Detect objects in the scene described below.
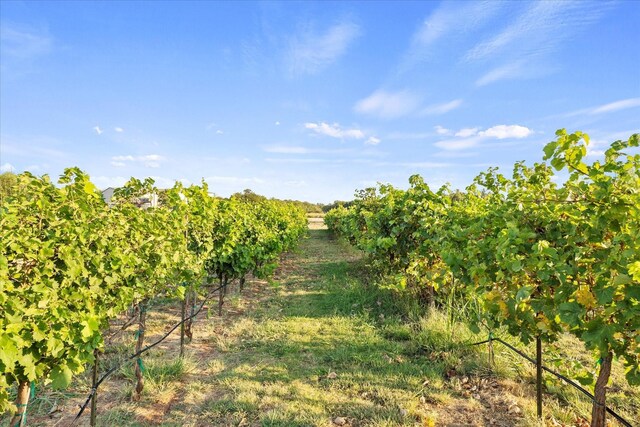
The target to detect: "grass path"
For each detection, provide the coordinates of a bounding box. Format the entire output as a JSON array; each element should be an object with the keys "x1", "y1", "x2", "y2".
[
  {"x1": 144, "y1": 229, "x2": 523, "y2": 427},
  {"x1": 19, "y1": 228, "x2": 637, "y2": 426}
]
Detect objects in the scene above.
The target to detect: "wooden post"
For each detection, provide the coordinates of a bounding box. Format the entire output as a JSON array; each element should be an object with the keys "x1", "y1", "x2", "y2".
[
  {"x1": 133, "y1": 302, "x2": 146, "y2": 401},
  {"x1": 590, "y1": 352, "x2": 613, "y2": 427},
  {"x1": 9, "y1": 381, "x2": 30, "y2": 427},
  {"x1": 90, "y1": 349, "x2": 99, "y2": 426},
  {"x1": 488, "y1": 335, "x2": 495, "y2": 368},
  {"x1": 536, "y1": 336, "x2": 543, "y2": 419},
  {"x1": 180, "y1": 296, "x2": 186, "y2": 358},
  {"x1": 218, "y1": 276, "x2": 224, "y2": 316}
]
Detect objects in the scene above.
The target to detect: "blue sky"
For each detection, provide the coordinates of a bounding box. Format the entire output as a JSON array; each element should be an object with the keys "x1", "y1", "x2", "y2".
[{"x1": 1, "y1": 1, "x2": 639, "y2": 203}]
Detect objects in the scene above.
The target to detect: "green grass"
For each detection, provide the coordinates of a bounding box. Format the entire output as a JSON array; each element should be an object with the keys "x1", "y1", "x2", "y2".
[{"x1": 3, "y1": 229, "x2": 638, "y2": 426}]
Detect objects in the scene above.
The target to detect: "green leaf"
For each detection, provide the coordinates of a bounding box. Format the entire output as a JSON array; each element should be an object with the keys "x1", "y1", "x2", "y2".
[
  {"x1": 613, "y1": 274, "x2": 631, "y2": 285},
  {"x1": 558, "y1": 302, "x2": 583, "y2": 326},
  {"x1": 509, "y1": 259, "x2": 522, "y2": 273},
  {"x1": 50, "y1": 364, "x2": 73, "y2": 389},
  {"x1": 543, "y1": 141, "x2": 557, "y2": 159}
]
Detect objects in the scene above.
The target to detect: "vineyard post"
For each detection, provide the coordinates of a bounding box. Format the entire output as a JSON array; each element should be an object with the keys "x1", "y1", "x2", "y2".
[
  {"x1": 591, "y1": 352, "x2": 613, "y2": 427},
  {"x1": 9, "y1": 381, "x2": 30, "y2": 427},
  {"x1": 180, "y1": 296, "x2": 186, "y2": 358},
  {"x1": 218, "y1": 274, "x2": 224, "y2": 316},
  {"x1": 488, "y1": 333, "x2": 495, "y2": 368},
  {"x1": 133, "y1": 301, "x2": 147, "y2": 401},
  {"x1": 536, "y1": 336, "x2": 542, "y2": 419},
  {"x1": 239, "y1": 275, "x2": 246, "y2": 292},
  {"x1": 90, "y1": 349, "x2": 99, "y2": 426}
]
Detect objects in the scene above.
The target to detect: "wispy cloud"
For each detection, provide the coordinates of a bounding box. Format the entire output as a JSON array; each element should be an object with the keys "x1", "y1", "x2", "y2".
[
  {"x1": 400, "y1": 1, "x2": 502, "y2": 70},
  {"x1": 264, "y1": 144, "x2": 351, "y2": 154},
  {"x1": 435, "y1": 126, "x2": 451, "y2": 136},
  {"x1": 466, "y1": 2, "x2": 604, "y2": 62},
  {"x1": 435, "y1": 124, "x2": 533, "y2": 151},
  {"x1": 111, "y1": 154, "x2": 165, "y2": 168},
  {"x1": 283, "y1": 180, "x2": 307, "y2": 187},
  {"x1": 203, "y1": 156, "x2": 251, "y2": 165},
  {"x1": 386, "y1": 131, "x2": 435, "y2": 140},
  {"x1": 93, "y1": 126, "x2": 103, "y2": 135},
  {"x1": 475, "y1": 61, "x2": 528, "y2": 86},
  {"x1": 467, "y1": 1, "x2": 607, "y2": 85},
  {"x1": 590, "y1": 98, "x2": 640, "y2": 114},
  {"x1": 304, "y1": 122, "x2": 365, "y2": 140},
  {"x1": 420, "y1": 99, "x2": 463, "y2": 115},
  {"x1": 287, "y1": 21, "x2": 361, "y2": 75},
  {"x1": 114, "y1": 127, "x2": 124, "y2": 133},
  {"x1": 365, "y1": 136, "x2": 381, "y2": 146},
  {"x1": 1, "y1": 136, "x2": 67, "y2": 159},
  {"x1": 455, "y1": 128, "x2": 479, "y2": 138},
  {"x1": 563, "y1": 98, "x2": 640, "y2": 117},
  {"x1": 354, "y1": 90, "x2": 421, "y2": 119},
  {"x1": 265, "y1": 158, "x2": 326, "y2": 164},
  {"x1": 0, "y1": 23, "x2": 52, "y2": 60},
  {"x1": 374, "y1": 160, "x2": 453, "y2": 169}
]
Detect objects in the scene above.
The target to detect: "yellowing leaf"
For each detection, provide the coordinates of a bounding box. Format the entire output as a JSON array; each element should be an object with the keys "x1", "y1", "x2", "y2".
[{"x1": 575, "y1": 286, "x2": 597, "y2": 309}]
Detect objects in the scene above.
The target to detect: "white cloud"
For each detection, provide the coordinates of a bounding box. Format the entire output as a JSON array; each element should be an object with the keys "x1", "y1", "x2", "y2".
[
  {"x1": 111, "y1": 154, "x2": 165, "y2": 168},
  {"x1": 434, "y1": 126, "x2": 451, "y2": 136},
  {"x1": 420, "y1": 99, "x2": 463, "y2": 115},
  {"x1": 435, "y1": 124, "x2": 533, "y2": 151},
  {"x1": 93, "y1": 126, "x2": 103, "y2": 135},
  {"x1": 275, "y1": 121, "x2": 281, "y2": 126},
  {"x1": 365, "y1": 136, "x2": 381, "y2": 146},
  {"x1": 354, "y1": 90, "x2": 421, "y2": 119},
  {"x1": 1, "y1": 163, "x2": 15, "y2": 173},
  {"x1": 435, "y1": 137, "x2": 484, "y2": 151},
  {"x1": 112, "y1": 155, "x2": 135, "y2": 161},
  {"x1": 455, "y1": 127, "x2": 479, "y2": 138},
  {"x1": 287, "y1": 21, "x2": 361, "y2": 75},
  {"x1": 114, "y1": 127, "x2": 124, "y2": 133},
  {"x1": 479, "y1": 125, "x2": 532, "y2": 139},
  {"x1": 304, "y1": 122, "x2": 365, "y2": 140},
  {"x1": 216, "y1": 130, "x2": 224, "y2": 135}
]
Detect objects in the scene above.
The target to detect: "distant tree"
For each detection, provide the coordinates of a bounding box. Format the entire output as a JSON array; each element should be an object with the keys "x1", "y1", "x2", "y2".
[
  {"x1": 0, "y1": 172, "x2": 18, "y2": 201},
  {"x1": 322, "y1": 200, "x2": 354, "y2": 213},
  {"x1": 231, "y1": 189, "x2": 267, "y2": 203}
]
